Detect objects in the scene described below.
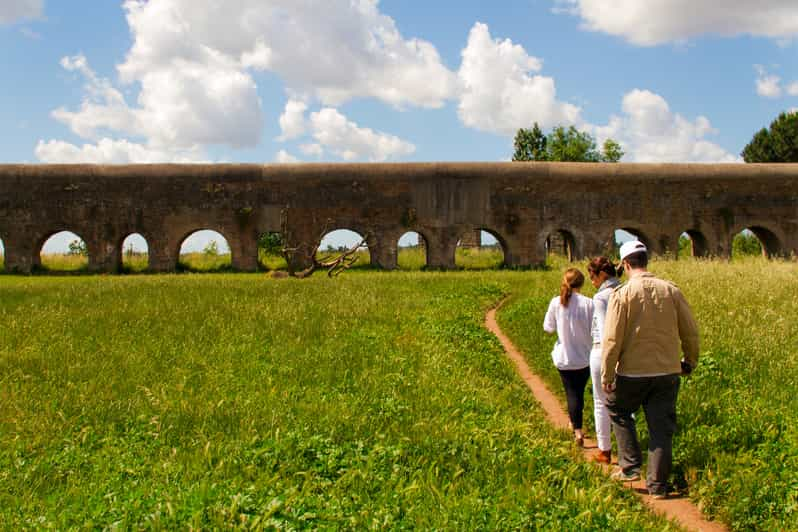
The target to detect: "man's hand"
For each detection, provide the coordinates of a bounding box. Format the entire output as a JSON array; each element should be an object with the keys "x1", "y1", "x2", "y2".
[{"x1": 602, "y1": 382, "x2": 615, "y2": 394}]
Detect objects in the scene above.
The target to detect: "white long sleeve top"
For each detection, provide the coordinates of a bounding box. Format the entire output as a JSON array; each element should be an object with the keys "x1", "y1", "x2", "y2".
[
  {"x1": 591, "y1": 277, "x2": 621, "y2": 344},
  {"x1": 543, "y1": 293, "x2": 594, "y2": 370}
]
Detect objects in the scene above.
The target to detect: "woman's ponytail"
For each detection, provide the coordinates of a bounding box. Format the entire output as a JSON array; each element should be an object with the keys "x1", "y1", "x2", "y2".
[{"x1": 560, "y1": 268, "x2": 585, "y2": 307}]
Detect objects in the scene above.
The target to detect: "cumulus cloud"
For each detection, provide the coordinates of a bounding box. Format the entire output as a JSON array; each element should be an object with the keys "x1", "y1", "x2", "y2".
[
  {"x1": 119, "y1": 0, "x2": 455, "y2": 109},
  {"x1": 593, "y1": 89, "x2": 738, "y2": 162},
  {"x1": 555, "y1": 0, "x2": 798, "y2": 45},
  {"x1": 274, "y1": 149, "x2": 300, "y2": 163},
  {"x1": 277, "y1": 100, "x2": 308, "y2": 141},
  {"x1": 457, "y1": 22, "x2": 581, "y2": 135},
  {"x1": 35, "y1": 138, "x2": 206, "y2": 163},
  {"x1": 40, "y1": 0, "x2": 454, "y2": 162},
  {"x1": 755, "y1": 65, "x2": 783, "y2": 98},
  {"x1": 308, "y1": 108, "x2": 415, "y2": 162},
  {"x1": 0, "y1": 0, "x2": 42, "y2": 25}
]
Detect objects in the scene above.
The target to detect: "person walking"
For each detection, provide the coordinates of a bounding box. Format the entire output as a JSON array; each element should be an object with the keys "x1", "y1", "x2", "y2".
[
  {"x1": 544, "y1": 268, "x2": 594, "y2": 447},
  {"x1": 601, "y1": 241, "x2": 699, "y2": 499},
  {"x1": 587, "y1": 257, "x2": 621, "y2": 464}
]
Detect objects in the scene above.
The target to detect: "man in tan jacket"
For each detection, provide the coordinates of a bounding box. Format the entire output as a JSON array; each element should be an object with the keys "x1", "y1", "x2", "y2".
[{"x1": 601, "y1": 240, "x2": 699, "y2": 499}]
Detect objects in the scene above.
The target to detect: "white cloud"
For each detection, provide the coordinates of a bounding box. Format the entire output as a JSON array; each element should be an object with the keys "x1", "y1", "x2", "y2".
[
  {"x1": 277, "y1": 99, "x2": 308, "y2": 141},
  {"x1": 308, "y1": 108, "x2": 415, "y2": 162},
  {"x1": 457, "y1": 22, "x2": 581, "y2": 135},
  {"x1": 274, "y1": 149, "x2": 300, "y2": 163},
  {"x1": 35, "y1": 138, "x2": 206, "y2": 163},
  {"x1": 787, "y1": 82, "x2": 798, "y2": 96},
  {"x1": 755, "y1": 65, "x2": 783, "y2": 98},
  {"x1": 119, "y1": 0, "x2": 456, "y2": 109},
  {"x1": 593, "y1": 89, "x2": 738, "y2": 162},
  {"x1": 0, "y1": 0, "x2": 42, "y2": 25},
  {"x1": 556, "y1": 0, "x2": 798, "y2": 45},
  {"x1": 299, "y1": 143, "x2": 324, "y2": 157}
]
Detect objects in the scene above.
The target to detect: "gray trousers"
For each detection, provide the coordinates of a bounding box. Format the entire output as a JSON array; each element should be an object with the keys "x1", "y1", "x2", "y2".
[{"x1": 605, "y1": 374, "x2": 680, "y2": 494}]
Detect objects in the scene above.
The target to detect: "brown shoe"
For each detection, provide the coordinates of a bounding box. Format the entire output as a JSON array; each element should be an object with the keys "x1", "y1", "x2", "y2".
[
  {"x1": 574, "y1": 433, "x2": 584, "y2": 447},
  {"x1": 592, "y1": 450, "x2": 611, "y2": 464}
]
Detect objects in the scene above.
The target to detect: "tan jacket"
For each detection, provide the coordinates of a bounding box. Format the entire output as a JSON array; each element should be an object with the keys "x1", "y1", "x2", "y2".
[{"x1": 601, "y1": 272, "x2": 699, "y2": 385}]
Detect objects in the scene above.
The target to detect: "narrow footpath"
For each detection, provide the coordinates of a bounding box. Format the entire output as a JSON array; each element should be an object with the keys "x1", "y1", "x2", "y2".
[{"x1": 485, "y1": 302, "x2": 727, "y2": 532}]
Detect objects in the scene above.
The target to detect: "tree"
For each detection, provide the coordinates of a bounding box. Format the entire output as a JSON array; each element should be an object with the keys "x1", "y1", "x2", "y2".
[
  {"x1": 512, "y1": 123, "x2": 548, "y2": 161},
  {"x1": 742, "y1": 111, "x2": 798, "y2": 162},
  {"x1": 512, "y1": 123, "x2": 623, "y2": 162},
  {"x1": 601, "y1": 139, "x2": 624, "y2": 163},
  {"x1": 68, "y1": 239, "x2": 87, "y2": 256}
]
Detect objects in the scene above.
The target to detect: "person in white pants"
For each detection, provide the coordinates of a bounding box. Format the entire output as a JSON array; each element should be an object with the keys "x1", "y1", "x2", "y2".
[{"x1": 587, "y1": 256, "x2": 621, "y2": 463}]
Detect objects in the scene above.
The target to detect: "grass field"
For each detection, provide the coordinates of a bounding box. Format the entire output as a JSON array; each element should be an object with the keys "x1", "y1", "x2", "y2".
[
  {"x1": 0, "y1": 271, "x2": 673, "y2": 530},
  {"x1": 0, "y1": 257, "x2": 795, "y2": 530}
]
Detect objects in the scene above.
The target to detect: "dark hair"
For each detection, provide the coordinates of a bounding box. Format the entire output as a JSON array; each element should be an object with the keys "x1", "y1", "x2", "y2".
[
  {"x1": 587, "y1": 256, "x2": 617, "y2": 279},
  {"x1": 560, "y1": 268, "x2": 585, "y2": 307},
  {"x1": 623, "y1": 250, "x2": 648, "y2": 269}
]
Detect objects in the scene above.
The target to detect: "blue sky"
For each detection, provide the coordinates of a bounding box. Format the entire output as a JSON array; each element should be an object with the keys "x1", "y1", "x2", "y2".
[{"x1": 2, "y1": 0, "x2": 798, "y2": 252}]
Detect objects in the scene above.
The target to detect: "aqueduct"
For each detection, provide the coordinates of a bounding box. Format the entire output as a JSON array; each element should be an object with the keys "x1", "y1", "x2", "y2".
[{"x1": 0, "y1": 162, "x2": 796, "y2": 273}]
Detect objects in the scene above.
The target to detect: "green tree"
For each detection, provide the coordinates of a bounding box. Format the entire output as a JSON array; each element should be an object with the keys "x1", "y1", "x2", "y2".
[
  {"x1": 512, "y1": 122, "x2": 548, "y2": 161},
  {"x1": 742, "y1": 111, "x2": 798, "y2": 162},
  {"x1": 512, "y1": 123, "x2": 623, "y2": 162},
  {"x1": 203, "y1": 241, "x2": 219, "y2": 256},
  {"x1": 601, "y1": 138, "x2": 624, "y2": 163},
  {"x1": 68, "y1": 239, "x2": 87, "y2": 256}
]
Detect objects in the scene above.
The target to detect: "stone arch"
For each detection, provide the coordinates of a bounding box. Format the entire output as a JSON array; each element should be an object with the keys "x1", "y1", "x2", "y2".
[
  {"x1": 730, "y1": 223, "x2": 784, "y2": 259},
  {"x1": 606, "y1": 226, "x2": 654, "y2": 258},
  {"x1": 318, "y1": 228, "x2": 372, "y2": 267},
  {"x1": 454, "y1": 227, "x2": 507, "y2": 269},
  {"x1": 545, "y1": 229, "x2": 577, "y2": 261},
  {"x1": 37, "y1": 230, "x2": 90, "y2": 272},
  {"x1": 177, "y1": 229, "x2": 232, "y2": 272},
  {"x1": 678, "y1": 229, "x2": 711, "y2": 258},
  {"x1": 538, "y1": 224, "x2": 585, "y2": 263},
  {"x1": 397, "y1": 230, "x2": 430, "y2": 269},
  {"x1": 120, "y1": 232, "x2": 150, "y2": 272}
]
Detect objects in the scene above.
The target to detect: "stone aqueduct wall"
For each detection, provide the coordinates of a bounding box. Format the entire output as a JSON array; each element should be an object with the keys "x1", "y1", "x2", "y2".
[{"x1": 0, "y1": 163, "x2": 796, "y2": 273}]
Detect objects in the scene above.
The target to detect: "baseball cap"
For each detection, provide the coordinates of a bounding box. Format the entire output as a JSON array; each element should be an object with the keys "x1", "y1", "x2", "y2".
[{"x1": 619, "y1": 240, "x2": 647, "y2": 261}]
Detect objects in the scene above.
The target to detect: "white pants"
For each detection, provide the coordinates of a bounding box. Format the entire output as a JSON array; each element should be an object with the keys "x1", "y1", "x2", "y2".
[{"x1": 590, "y1": 346, "x2": 612, "y2": 452}]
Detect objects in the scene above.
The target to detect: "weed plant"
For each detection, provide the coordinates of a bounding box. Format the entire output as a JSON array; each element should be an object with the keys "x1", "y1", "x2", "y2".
[
  {"x1": 0, "y1": 273, "x2": 672, "y2": 529},
  {"x1": 498, "y1": 256, "x2": 798, "y2": 531}
]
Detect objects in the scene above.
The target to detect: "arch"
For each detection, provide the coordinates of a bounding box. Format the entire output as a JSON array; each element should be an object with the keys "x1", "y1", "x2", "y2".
[
  {"x1": 606, "y1": 227, "x2": 654, "y2": 259},
  {"x1": 318, "y1": 228, "x2": 371, "y2": 268},
  {"x1": 678, "y1": 230, "x2": 710, "y2": 258},
  {"x1": 38, "y1": 230, "x2": 90, "y2": 272},
  {"x1": 257, "y1": 231, "x2": 288, "y2": 271},
  {"x1": 397, "y1": 230, "x2": 429, "y2": 270},
  {"x1": 178, "y1": 229, "x2": 232, "y2": 272},
  {"x1": 731, "y1": 225, "x2": 783, "y2": 259},
  {"x1": 120, "y1": 232, "x2": 150, "y2": 273},
  {"x1": 454, "y1": 228, "x2": 506, "y2": 269},
  {"x1": 544, "y1": 229, "x2": 577, "y2": 262}
]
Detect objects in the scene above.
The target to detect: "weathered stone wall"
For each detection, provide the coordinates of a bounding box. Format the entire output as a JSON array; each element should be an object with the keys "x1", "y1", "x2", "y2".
[{"x1": 0, "y1": 162, "x2": 796, "y2": 273}]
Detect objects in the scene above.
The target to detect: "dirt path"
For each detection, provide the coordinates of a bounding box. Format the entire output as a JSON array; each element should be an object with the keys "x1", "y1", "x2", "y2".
[{"x1": 485, "y1": 303, "x2": 727, "y2": 532}]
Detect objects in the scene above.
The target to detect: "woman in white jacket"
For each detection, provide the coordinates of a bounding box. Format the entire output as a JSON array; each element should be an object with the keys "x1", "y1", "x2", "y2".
[
  {"x1": 586, "y1": 256, "x2": 622, "y2": 464},
  {"x1": 543, "y1": 268, "x2": 594, "y2": 447}
]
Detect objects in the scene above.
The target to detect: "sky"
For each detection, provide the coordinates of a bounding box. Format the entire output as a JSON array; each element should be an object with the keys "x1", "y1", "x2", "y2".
[{"x1": 2, "y1": 0, "x2": 798, "y2": 253}]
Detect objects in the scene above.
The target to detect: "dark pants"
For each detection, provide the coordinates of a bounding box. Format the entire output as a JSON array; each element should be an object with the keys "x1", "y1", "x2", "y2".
[
  {"x1": 558, "y1": 367, "x2": 591, "y2": 430},
  {"x1": 605, "y1": 374, "x2": 680, "y2": 494}
]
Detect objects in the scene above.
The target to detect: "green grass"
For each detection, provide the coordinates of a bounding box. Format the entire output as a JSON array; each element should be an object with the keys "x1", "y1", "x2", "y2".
[
  {"x1": 498, "y1": 256, "x2": 798, "y2": 531},
  {"x1": 397, "y1": 246, "x2": 507, "y2": 270},
  {"x1": 178, "y1": 252, "x2": 232, "y2": 272},
  {"x1": 38, "y1": 253, "x2": 89, "y2": 272},
  {"x1": 0, "y1": 273, "x2": 674, "y2": 530}
]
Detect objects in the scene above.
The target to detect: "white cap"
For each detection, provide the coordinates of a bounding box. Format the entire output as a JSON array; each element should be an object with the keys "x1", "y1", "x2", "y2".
[{"x1": 619, "y1": 240, "x2": 647, "y2": 261}]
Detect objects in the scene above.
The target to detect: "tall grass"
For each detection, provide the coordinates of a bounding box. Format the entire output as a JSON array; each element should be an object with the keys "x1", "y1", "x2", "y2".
[
  {"x1": 0, "y1": 273, "x2": 673, "y2": 530},
  {"x1": 38, "y1": 253, "x2": 89, "y2": 272},
  {"x1": 498, "y1": 256, "x2": 798, "y2": 531},
  {"x1": 397, "y1": 246, "x2": 508, "y2": 270}
]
